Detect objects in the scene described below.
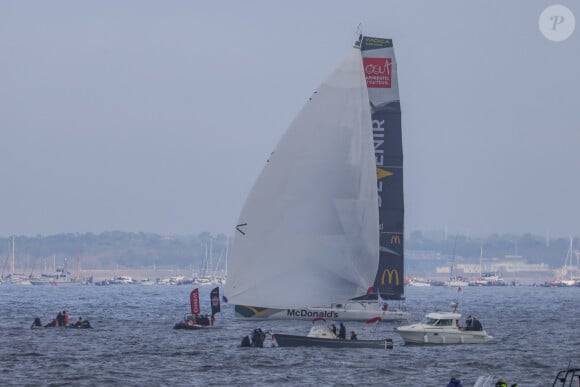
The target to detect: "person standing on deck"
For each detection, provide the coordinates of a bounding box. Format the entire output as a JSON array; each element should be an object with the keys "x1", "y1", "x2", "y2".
[{"x1": 338, "y1": 322, "x2": 346, "y2": 340}]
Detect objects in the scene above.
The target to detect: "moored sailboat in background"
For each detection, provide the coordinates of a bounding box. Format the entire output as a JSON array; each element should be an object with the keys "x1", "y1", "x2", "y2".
[
  {"x1": 1, "y1": 236, "x2": 31, "y2": 285},
  {"x1": 224, "y1": 33, "x2": 405, "y2": 347}
]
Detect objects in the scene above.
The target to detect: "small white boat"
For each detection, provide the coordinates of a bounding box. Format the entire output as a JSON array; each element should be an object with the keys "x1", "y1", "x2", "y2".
[
  {"x1": 395, "y1": 304, "x2": 493, "y2": 345},
  {"x1": 407, "y1": 278, "x2": 431, "y2": 287}
]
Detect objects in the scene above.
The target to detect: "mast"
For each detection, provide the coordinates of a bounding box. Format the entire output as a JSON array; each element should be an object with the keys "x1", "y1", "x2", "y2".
[{"x1": 11, "y1": 236, "x2": 15, "y2": 276}]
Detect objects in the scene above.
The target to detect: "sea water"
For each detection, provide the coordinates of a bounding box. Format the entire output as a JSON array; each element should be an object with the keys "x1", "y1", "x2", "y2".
[{"x1": 0, "y1": 284, "x2": 578, "y2": 386}]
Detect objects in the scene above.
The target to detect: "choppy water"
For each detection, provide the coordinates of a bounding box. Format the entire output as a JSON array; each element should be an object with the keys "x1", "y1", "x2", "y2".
[{"x1": 0, "y1": 284, "x2": 578, "y2": 386}]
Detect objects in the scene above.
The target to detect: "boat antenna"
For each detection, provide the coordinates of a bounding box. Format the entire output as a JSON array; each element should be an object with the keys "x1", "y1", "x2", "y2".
[{"x1": 354, "y1": 23, "x2": 363, "y2": 47}]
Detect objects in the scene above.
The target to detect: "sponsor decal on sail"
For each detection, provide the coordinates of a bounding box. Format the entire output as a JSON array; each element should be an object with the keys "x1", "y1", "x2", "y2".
[
  {"x1": 363, "y1": 57, "x2": 392, "y2": 89},
  {"x1": 381, "y1": 268, "x2": 400, "y2": 286}
]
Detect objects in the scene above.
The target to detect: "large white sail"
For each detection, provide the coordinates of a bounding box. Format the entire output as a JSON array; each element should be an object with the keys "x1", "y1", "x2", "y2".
[{"x1": 225, "y1": 47, "x2": 379, "y2": 309}]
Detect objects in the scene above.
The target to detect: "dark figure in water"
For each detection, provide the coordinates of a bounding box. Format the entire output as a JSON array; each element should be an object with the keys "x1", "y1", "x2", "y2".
[
  {"x1": 350, "y1": 331, "x2": 357, "y2": 340},
  {"x1": 31, "y1": 317, "x2": 42, "y2": 329},
  {"x1": 241, "y1": 335, "x2": 251, "y2": 347},
  {"x1": 338, "y1": 323, "x2": 346, "y2": 340},
  {"x1": 57, "y1": 312, "x2": 64, "y2": 327}
]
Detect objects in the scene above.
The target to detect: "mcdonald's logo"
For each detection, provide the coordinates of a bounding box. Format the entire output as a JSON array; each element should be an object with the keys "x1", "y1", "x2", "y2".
[
  {"x1": 390, "y1": 235, "x2": 401, "y2": 244},
  {"x1": 381, "y1": 269, "x2": 400, "y2": 286}
]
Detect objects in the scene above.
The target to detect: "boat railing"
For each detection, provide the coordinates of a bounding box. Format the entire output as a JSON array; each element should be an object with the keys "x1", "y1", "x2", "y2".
[{"x1": 552, "y1": 368, "x2": 580, "y2": 387}]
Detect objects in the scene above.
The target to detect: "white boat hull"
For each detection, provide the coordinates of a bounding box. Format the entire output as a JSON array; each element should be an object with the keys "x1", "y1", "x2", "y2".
[{"x1": 235, "y1": 302, "x2": 409, "y2": 322}]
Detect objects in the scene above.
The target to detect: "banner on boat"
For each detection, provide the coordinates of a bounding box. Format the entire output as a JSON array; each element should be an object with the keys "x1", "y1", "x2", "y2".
[
  {"x1": 210, "y1": 287, "x2": 221, "y2": 316},
  {"x1": 190, "y1": 288, "x2": 200, "y2": 315},
  {"x1": 361, "y1": 36, "x2": 404, "y2": 300}
]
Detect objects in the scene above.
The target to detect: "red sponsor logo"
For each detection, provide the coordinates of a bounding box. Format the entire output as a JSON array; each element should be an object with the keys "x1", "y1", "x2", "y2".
[{"x1": 363, "y1": 57, "x2": 392, "y2": 88}]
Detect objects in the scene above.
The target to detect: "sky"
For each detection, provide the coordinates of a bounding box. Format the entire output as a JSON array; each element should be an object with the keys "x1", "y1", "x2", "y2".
[{"x1": 0, "y1": 0, "x2": 578, "y2": 238}]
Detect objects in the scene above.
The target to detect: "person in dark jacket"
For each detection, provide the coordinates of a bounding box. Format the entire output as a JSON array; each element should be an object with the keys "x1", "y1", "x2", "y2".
[
  {"x1": 56, "y1": 312, "x2": 64, "y2": 327},
  {"x1": 338, "y1": 322, "x2": 346, "y2": 340},
  {"x1": 447, "y1": 377, "x2": 463, "y2": 387},
  {"x1": 31, "y1": 317, "x2": 42, "y2": 328},
  {"x1": 350, "y1": 331, "x2": 358, "y2": 340},
  {"x1": 331, "y1": 324, "x2": 337, "y2": 336}
]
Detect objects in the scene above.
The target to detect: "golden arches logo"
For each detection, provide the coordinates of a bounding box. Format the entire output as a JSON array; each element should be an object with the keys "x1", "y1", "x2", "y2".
[
  {"x1": 390, "y1": 235, "x2": 401, "y2": 244},
  {"x1": 381, "y1": 269, "x2": 400, "y2": 286}
]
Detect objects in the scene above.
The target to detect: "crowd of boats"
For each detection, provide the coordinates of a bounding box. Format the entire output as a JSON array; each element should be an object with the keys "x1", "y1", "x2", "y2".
[{"x1": 1, "y1": 270, "x2": 227, "y2": 287}]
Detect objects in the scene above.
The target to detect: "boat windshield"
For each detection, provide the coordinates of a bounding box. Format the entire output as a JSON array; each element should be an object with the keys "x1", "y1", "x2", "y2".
[{"x1": 421, "y1": 317, "x2": 438, "y2": 325}]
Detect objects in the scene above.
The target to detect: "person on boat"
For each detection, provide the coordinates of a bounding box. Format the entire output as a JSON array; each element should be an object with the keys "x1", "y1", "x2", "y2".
[
  {"x1": 249, "y1": 328, "x2": 266, "y2": 347},
  {"x1": 338, "y1": 322, "x2": 346, "y2": 340},
  {"x1": 465, "y1": 315, "x2": 474, "y2": 331},
  {"x1": 63, "y1": 311, "x2": 69, "y2": 326},
  {"x1": 75, "y1": 317, "x2": 83, "y2": 327},
  {"x1": 350, "y1": 331, "x2": 357, "y2": 340},
  {"x1": 331, "y1": 324, "x2": 337, "y2": 336},
  {"x1": 57, "y1": 311, "x2": 64, "y2": 327},
  {"x1": 472, "y1": 317, "x2": 483, "y2": 331},
  {"x1": 257, "y1": 328, "x2": 265, "y2": 347},
  {"x1": 31, "y1": 317, "x2": 42, "y2": 328},
  {"x1": 45, "y1": 319, "x2": 57, "y2": 328},
  {"x1": 210, "y1": 314, "x2": 215, "y2": 326},
  {"x1": 495, "y1": 377, "x2": 508, "y2": 387},
  {"x1": 446, "y1": 377, "x2": 463, "y2": 387}
]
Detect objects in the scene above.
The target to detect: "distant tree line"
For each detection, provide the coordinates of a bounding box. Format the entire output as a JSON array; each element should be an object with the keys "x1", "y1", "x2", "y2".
[
  {"x1": 0, "y1": 231, "x2": 230, "y2": 271},
  {"x1": 0, "y1": 230, "x2": 573, "y2": 272}
]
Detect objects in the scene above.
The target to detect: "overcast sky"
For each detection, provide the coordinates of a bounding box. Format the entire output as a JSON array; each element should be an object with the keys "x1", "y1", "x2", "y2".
[{"x1": 0, "y1": 1, "x2": 578, "y2": 238}]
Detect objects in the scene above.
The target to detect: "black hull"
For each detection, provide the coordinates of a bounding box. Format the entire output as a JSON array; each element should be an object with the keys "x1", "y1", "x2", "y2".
[{"x1": 273, "y1": 333, "x2": 393, "y2": 349}]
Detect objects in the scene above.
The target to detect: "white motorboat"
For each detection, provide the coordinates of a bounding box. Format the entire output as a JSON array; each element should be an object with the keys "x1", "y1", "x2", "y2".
[{"x1": 395, "y1": 304, "x2": 493, "y2": 345}]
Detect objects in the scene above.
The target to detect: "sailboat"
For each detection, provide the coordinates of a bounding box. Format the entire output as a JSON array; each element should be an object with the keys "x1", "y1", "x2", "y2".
[
  {"x1": 224, "y1": 34, "x2": 404, "y2": 347},
  {"x1": 2, "y1": 236, "x2": 31, "y2": 285},
  {"x1": 558, "y1": 236, "x2": 579, "y2": 286}
]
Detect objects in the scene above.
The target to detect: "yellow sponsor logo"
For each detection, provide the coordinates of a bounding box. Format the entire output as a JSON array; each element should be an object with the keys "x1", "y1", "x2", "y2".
[
  {"x1": 390, "y1": 235, "x2": 401, "y2": 244},
  {"x1": 376, "y1": 167, "x2": 393, "y2": 180},
  {"x1": 381, "y1": 269, "x2": 400, "y2": 286}
]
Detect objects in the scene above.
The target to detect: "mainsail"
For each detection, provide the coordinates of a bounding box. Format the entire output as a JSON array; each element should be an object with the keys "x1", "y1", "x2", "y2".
[
  {"x1": 225, "y1": 44, "x2": 379, "y2": 309},
  {"x1": 361, "y1": 37, "x2": 404, "y2": 300}
]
